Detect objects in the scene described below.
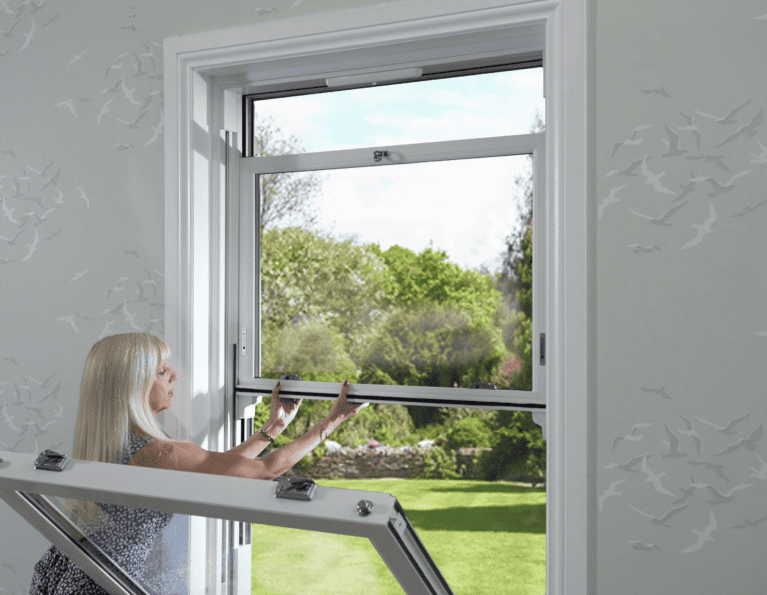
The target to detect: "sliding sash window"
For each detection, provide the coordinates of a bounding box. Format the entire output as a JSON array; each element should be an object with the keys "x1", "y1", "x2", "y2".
[{"x1": 233, "y1": 132, "x2": 547, "y2": 426}]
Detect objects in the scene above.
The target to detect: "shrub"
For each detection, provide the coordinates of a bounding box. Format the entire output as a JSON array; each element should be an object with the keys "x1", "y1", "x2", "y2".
[
  {"x1": 445, "y1": 417, "x2": 495, "y2": 451},
  {"x1": 418, "y1": 444, "x2": 460, "y2": 479},
  {"x1": 374, "y1": 426, "x2": 395, "y2": 445},
  {"x1": 332, "y1": 403, "x2": 414, "y2": 447},
  {"x1": 476, "y1": 416, "x2": 545, "y2": 485}
]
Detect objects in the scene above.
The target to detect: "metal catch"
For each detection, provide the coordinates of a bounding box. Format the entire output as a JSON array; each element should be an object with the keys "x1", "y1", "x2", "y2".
[
  {"x1": 34, "y1": 450, "x2": 69, "y2": 472},
  {"x1": 275, "y1": 476, "x2": 317, "y2": 501}
]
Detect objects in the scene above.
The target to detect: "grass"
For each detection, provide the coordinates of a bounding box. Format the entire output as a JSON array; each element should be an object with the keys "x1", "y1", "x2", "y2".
[{"x1": 251, "y1": 478, "x2": 546, "y2": 595}]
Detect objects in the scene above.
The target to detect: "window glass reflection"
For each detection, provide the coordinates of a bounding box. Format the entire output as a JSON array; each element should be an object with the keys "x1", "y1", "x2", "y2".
[
  {"x1": 252, "y1": 405, "x2": 547, "y2": 595},
  {"x1": 27, "y1": 491, "x2": 185, "y2": 595},
  {"x1": 251, "y1": 68, "x2": 545, "y2": 153},
  {"x1": 259, "y1": 156, "x2": 533, "y2": 392}
]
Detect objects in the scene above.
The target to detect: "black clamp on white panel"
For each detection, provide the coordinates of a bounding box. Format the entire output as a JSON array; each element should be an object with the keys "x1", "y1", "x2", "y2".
[
  {"x1": 34, "y1": 450, "x2": 70, "y2": 472},
  {"x1": 275, "y1": 476, "x2": 317, "y2": 501}
]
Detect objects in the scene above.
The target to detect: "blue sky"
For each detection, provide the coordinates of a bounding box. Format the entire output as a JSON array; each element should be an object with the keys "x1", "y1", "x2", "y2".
[{"x1": 254, "y1": 67, "x2": 544, "y2": 272}]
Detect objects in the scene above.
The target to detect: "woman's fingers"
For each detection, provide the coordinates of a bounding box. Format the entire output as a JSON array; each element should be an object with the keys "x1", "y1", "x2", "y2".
[
  {"x1": 271, "y1": 380, "x2": 281, "y2": 396},
  {"x1": 335, "y1": 380, "x2": 367, "y2": 417}
]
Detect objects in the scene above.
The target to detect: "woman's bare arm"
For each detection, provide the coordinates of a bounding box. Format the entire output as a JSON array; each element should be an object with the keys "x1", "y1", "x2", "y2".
[{"x1": 129, "y1": 381, "x2": 366, "y2": 480}]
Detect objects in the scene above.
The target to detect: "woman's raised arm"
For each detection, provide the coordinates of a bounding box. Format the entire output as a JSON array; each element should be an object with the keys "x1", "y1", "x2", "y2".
[{"x1": 129, "y1": 381, "x2": 367, "y2": 481}]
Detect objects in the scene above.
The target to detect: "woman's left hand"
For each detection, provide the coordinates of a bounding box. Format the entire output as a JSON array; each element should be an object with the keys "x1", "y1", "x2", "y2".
[{"x1": 269, "y1": 381, "x2": 302, "y2": 429}]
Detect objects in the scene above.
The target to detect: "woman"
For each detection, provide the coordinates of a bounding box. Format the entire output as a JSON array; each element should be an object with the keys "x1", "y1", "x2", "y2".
[{"x1": 30, "y1": 332, "x2": 367, "y2": 594}]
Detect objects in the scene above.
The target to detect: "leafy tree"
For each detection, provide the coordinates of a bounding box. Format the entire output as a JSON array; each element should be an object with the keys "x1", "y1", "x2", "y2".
[
  {"x1": 253, "y1": 114, "x2": 323, "y2": 230},
  {"x1": 472, "y1": 110, "x2": 545, "y2": 483},
  {"x1": 260, "y1": 227, "x2": 396, "y2": 363},
  {"x1": 493, "y1": 225, "x2": 533, "y2": 392},
  {"x1": 361, "y1": 303, "x2": 505, "y2": 387},
  {"x1": 267, "y1": 321, "x2": 358, "y2": 382},
  {"x1": 361, "y1": 245, "x2": 511, "y2": 427},
  {"x1": 359, "y1": 303, "x2": 506, "y2": 427},
  {"x1": 499, "y1": 109, "x2": 544, "y2": 296},
  {"x1": 374, "y1": 245, "x2": 502, "y2": 328}
]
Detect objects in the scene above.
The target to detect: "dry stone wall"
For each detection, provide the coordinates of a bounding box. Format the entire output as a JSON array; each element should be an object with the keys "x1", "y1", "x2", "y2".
[{"x1": 286, "y1": 442, "x2": 491, "y2": 480}]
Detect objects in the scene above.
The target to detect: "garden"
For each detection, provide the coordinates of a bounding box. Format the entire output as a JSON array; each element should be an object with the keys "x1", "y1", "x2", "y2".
[
  {"x1": 251, "y1": 478, "x2": 546, "y2": 595},
  {"x1": 246, "y1": 113, "x2": 546, "y2": 593}
]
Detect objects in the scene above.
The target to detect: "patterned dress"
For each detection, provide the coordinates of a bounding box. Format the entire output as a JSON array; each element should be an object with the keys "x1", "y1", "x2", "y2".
[{"x1": 29, "y1": 431, "x2": 175, "y2": 595}]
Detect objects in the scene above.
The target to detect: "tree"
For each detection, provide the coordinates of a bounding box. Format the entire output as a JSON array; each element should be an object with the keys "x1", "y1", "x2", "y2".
[
  {"x1": 493, "y1": 225, "x2": 533, "y2": 391},
  {"x1": 270, "y1": 321, "x2": 358, "y2": 382},
  {"x1": 360, "y1": 303, "x2": 506, "y2": 387},
  {"x1": 260, "y1": 227, "x2": 396, "y2": 373},
  {"x1": 499, "y1": 109, "x2": 545, "y2": 296},
  {"x1": 493, "y1": 109, "x2": 543, "y2": 386},
  {"x1": 477, "y1": 110, "x2": 545, "y2": 483},
  {"x1": 359, "y1": 302, "x2": 507, "y2": 427},
  {"x1": 253, "y1": 114, "x2": 323, "y2": 230},
  {"x1": 374, "y1": 245, "x2": 503, "y2": 328},
  {"x1": 360, "y1": 245, "x2": 510, "y2": 427}
]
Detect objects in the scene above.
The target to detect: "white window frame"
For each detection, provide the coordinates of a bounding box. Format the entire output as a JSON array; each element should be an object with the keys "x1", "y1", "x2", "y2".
[
  {"x1": 0, "y1": 450, "x2": 452, "y2": 595},
  {"x1": 234, "y1": 132, "x2": 546, "y2": 412},
  {"x1": 162, "y1": 1, "x2": 591, "y2": 594}
]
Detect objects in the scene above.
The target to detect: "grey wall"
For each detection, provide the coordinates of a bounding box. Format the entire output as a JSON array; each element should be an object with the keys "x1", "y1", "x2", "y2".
[
  {"x1": 0, "y1": 1, "x2": 407, "y2": 593},
  {"x1": 2, "y1": 0, "x2": 766, "y2": 593},
  {"x1": 595, "y1": 0, "x2": 767, "y2": 593}
]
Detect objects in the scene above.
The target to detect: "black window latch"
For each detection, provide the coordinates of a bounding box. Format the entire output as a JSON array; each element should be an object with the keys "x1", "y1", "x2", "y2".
[
  {"x1": 34, "y1": 450, "x2": 69, "y2": 472},
  {"x1": 275, "y1": 476, "x2": 317, "y2": 501}
]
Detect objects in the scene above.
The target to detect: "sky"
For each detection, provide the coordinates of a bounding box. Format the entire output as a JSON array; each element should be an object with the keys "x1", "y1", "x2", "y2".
[{"x1": 253, "y1": 67, "x2": 544, "y2": 272}]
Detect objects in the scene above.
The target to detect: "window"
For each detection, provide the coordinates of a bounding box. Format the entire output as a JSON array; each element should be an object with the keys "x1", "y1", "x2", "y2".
[
  {"x1": 228, "y1": 62, "x2": 547, "y2": 595},
  {"x1": 233, "y1": 65, "x2": 547, "y2": 415},
  {"x1": 163, "y1": 1, "x2": 592, "y2": 593}
]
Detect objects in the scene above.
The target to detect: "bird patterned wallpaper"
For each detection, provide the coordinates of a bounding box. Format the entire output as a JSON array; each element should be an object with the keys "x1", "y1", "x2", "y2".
[
  {"x1": 0, "y1": 0, "x2": 405, "y2": 592},
  {"x1": 1, "y1": 0, "x2": 766, "y2": 593},
  {"x1": 595, "y1": 0, "x2": 767, "y2": 593}
]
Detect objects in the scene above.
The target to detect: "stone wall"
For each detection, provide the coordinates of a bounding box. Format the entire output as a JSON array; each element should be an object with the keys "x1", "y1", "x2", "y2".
[{"x1": 290, "y1": 443, "x2": 492, "y2": 480}]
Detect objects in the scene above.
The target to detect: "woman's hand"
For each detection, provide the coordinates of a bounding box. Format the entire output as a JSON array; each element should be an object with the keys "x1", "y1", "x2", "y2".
[
  {"x1": 327, "y1": 380, "x2": 368, "y2": 425},
  {"x1": 269, "y1": 381, "x2": 302, "y2": 429}
]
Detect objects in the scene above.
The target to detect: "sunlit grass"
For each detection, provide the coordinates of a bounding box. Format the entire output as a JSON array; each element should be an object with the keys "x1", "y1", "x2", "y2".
[{"x1": 251, "y1": 479, "x2": 546, "y2": 595}]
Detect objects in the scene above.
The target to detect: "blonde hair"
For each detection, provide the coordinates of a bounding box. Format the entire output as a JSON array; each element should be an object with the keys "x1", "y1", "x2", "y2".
[{"x1": 63, "y1": 333, "x2": 180, "y2": 533}]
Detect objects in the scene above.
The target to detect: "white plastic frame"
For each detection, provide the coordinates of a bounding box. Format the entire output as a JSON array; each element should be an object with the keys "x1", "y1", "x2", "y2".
[
  {"x1": 164, "y1": 1, "x2": 592, "y2": 594},
  {"x1": 0, "y1": 450, "x2": 453, "y2": 595},
  {"x1": 235, "y1": 133, "x2": 546, "y2": 410}
]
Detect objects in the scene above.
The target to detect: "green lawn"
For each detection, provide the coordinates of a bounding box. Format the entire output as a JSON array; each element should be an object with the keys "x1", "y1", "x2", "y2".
[{"x1": 251, "y1": 478, "x2": 546, "y2": 595}]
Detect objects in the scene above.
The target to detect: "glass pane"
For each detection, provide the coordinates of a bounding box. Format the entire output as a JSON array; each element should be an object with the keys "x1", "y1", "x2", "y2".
[
  {"x1": 251, "y1": 68, "x2": 544, "y2": 153},
  {"x1": 24, "y1": 491, "x2": 186, "y2": 595},
  {"x1": 251, "y1": 525, "x2": 404, "y2": 594},
  {"x1": 254, "y1": 405, "x2": 547, "y2": 595},
  {"x1": 259, "y1": 155, "x2": 533, "y2": 391}
]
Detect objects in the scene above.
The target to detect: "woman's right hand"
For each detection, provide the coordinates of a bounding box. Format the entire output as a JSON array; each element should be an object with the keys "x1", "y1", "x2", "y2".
[{"x1": 327, "y1": 380, "x2": 368, "y2": 424}]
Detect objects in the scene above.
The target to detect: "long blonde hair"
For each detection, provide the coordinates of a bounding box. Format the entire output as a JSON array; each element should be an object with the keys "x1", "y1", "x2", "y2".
[{"x1": 62, "y1": 333, "x2": 180, "y2": 533}]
